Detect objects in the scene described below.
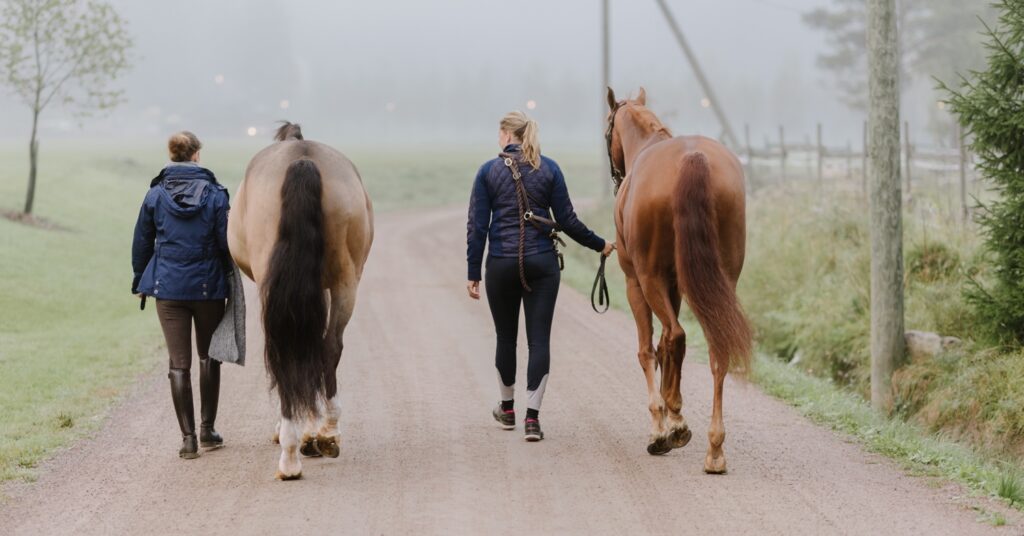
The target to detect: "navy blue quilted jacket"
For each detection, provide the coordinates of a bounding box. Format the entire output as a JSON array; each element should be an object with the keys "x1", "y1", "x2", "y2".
[
  {"x1": 466, "y1": 144, "x2": 605, "y2": 281},
  {"x1": 131, "y1": 163, "x2": 231, "y2": 301}
]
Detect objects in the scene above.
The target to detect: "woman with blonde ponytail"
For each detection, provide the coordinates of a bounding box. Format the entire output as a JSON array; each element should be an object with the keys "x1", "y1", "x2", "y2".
[{"x1": 466, "y1": 111, "x2": 615, "y2": 442}]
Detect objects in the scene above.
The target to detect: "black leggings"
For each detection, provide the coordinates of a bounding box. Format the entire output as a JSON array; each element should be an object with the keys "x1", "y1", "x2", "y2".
[{"x1": 485, "y1": 251, "x2": 560, "y2": 411}]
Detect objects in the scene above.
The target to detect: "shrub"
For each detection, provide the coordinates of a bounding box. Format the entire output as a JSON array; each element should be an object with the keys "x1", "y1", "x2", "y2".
[{"x1": 944, "y1": 1, "x2": 1024, "y2": 346}]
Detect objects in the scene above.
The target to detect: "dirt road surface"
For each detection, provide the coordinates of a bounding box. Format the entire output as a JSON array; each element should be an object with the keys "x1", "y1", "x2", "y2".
[{"x1": 1, "y1": 208, "x2": 1017, "y2": 535}]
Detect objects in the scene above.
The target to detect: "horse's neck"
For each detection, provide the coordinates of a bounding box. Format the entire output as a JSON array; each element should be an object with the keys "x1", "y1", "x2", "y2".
[{"x1": 621, "y1": 123, "x2": 670, "y2": 175}]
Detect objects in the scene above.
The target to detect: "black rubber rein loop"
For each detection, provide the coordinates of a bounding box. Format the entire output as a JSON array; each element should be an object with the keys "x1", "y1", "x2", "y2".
[{"x1": 591, "y1": 253, "x2": 611, "y2": 314}]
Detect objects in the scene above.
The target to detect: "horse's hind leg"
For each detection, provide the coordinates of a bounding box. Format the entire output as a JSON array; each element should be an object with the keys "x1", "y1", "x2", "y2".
[
  {"x1": 625, "y1": 277, "x2": 668, "y2": 455},
  {"x1": 316, "y1": 285, "x2": 355, "y2": 459},
  {"x1": 299, "y1": 410, "x2": 323, "y2": 458},
  {"x1": 704, "y1": 362, "x2": 728, "y2": 474},
  {"x1": 660, "y1": 332, "x2": 691, "y2": 449},
  {"x1": 637, "y1": 275, "x2": 687, "y2": 455},
  {"x1": 660, "y1": 290, "x2": 691, "y2": 450},
  {"x1": 276, "y1": 417, "x2": 303, "y2": 480}
]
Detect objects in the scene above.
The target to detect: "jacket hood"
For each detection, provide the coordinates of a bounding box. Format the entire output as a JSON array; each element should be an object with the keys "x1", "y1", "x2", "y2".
[
  {"x1": 153, "y1": 164, "x2": 220, "y2": 217},
  {"x1": 159, "y1": 176, "x2": 211, "y2": 217}
]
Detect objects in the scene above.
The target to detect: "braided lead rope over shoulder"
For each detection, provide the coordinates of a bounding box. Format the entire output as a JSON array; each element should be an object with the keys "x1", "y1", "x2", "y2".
[
  {"x1": 591, "y1": 253, "x2": 610, "y2": 314},
  {"x1": 503, "y1": 156, "x2": 532, "y2": 292}
]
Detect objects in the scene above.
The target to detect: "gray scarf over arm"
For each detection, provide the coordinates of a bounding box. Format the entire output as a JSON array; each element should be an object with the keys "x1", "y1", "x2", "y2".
[{"x1": 209, "y1": 262, "x2": 246, "y2": 366}]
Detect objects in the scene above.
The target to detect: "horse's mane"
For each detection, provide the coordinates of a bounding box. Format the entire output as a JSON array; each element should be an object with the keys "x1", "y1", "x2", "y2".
[
  {"x1": 628, "y1": 106, "x2": 673, "y2": 138},
  {"x1": 275, "y1": 121, "x2": 304, "y2": 141}
]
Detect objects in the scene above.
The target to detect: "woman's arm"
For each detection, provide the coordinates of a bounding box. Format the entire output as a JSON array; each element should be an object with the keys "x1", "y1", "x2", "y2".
[
  {"x1": 214, "y1": 188, "x2": 230, "y2": 260},
  {"x1": 466, "y1": 163, "x2": 492, "y2": 283},
  {"x1": 548, "y1": 161, "x2": 606, "y2": 252},
  {"x1": 131, "y1": 191, "x2": 157, "y2": 293}
]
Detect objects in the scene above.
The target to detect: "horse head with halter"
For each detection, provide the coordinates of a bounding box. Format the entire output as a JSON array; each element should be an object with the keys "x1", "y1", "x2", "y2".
[{"x1": 604, "y1": 87, "x2": 627, "y2": 195}]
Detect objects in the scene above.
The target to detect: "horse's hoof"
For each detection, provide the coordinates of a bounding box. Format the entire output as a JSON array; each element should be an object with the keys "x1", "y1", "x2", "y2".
[
  {"x1": 316, "y1": 436, "x2": 340, "y2": 458},
  {"x1": 275, "y1": 471, "x2": 303, "y2": 481},
  {"x1": 647, "y1": 436, "x2": 673, "y2": 456},
  {"x1": 299, "y1": 436, "x2": 321, "y2": 457},
  {"x1": 271, "y1": 433, "x2": 280, "y2": 445},
  {"x1": 669, "y1": 425, "x2": 692, "y2": 449},
  {"x1": 704, "y1": 452, "x2": 727, "y2": 474}
]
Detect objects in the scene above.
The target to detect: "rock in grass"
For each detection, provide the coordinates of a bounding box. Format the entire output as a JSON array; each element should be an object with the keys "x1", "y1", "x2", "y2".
[{"x1": 904, "y1": 330, "x2": 962, "y2": 362}]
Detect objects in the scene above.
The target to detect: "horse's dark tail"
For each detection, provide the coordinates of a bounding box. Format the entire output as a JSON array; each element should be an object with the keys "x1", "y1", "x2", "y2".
[
  {"x1": 261, "y1": 157, "x2": 328, "y2": 419},
  {"x1": 673, "y1": 151, "x2": 752, "y2": 376}
]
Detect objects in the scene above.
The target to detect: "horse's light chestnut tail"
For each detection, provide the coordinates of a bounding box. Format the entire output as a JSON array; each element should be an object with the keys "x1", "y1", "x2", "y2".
[
  {"x1": 673, "y1": 151, "x2": 753, "y2": 375},
  {"x1": 261, "y1": 157, "x2": 329, "y2": 419}
]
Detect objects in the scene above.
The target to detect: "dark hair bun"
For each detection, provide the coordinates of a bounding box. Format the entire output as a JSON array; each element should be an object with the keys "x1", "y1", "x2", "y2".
[{"x1": 168, "y1": 131, "x2": 202, "y2": 162}]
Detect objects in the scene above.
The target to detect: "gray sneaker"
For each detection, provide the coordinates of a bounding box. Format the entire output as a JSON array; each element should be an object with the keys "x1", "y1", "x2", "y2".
[
  {"x1": 524, "y1": 418, "x2": 544, "y2": 441},
  {"x1": 492, "y1": 405, "x2": 515, "y2": 430}
]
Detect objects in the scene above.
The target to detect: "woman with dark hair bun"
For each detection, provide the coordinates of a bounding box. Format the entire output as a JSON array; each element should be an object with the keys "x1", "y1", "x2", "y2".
[{"x1": 132, "y1": 131, "x2": 231, "y2": 459}]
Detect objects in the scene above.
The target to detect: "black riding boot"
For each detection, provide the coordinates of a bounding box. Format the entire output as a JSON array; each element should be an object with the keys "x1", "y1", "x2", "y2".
[
  {"x1": 199, "y1": 358, "x2": 224, "y2": 448},
  {"x1": 168, "y1": 369, "x2": 199, "y2": 459}
]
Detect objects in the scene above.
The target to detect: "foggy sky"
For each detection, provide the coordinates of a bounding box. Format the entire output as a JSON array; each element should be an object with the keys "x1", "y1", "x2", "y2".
[{"x1": 0, "y1": 0, "x2": 989, "y2": 148}]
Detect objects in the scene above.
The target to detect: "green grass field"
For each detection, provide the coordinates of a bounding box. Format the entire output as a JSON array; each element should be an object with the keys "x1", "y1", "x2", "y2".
[{"x1": 0, "y1": 140, "x2": 604, "y2": 484}]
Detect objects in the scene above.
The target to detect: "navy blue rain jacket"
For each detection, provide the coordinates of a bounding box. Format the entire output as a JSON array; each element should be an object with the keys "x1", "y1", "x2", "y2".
[
  {"x1": 131, "y1": 163, "x2": 231, "y2": 301},
  {"x1": 466, "y1": 144, "x2": 605, "y2": 281}
]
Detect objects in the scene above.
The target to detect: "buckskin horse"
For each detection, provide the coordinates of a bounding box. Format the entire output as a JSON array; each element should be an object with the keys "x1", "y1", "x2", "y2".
[
  {"x1": 228, "y1": 122, "x2": 373, "y2": 480},
  {"x1": 604, "y1": 88, "x2": 751, "y2": 473}
]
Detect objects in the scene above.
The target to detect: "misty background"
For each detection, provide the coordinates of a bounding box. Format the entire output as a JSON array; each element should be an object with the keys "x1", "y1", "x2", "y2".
[{"x1": 0, "y1": 0, "x2": 992, "y2": 148}]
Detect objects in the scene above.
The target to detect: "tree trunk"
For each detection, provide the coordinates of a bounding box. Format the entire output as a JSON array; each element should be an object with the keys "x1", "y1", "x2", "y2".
[
  {"x1": 867, "y1": 0, "x2": 905, "y2": 412},
  {"x1": 24, "y1": 108, "x2": 40, "y2": 215}
]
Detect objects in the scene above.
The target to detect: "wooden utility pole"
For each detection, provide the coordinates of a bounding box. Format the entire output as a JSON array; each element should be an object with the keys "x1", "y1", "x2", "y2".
[
  {"x1": 653, "y1": 0, "x2": 740, "y2": 149},
  {"x1": 816, "y1": 122, "x2": 824, "y2": 186},
  {"x1": 867, "y1": 0, "x2": 905, "y2": 412},
  {"x1": 601, "y1": 0, "x2": 611, "y2": 198}
]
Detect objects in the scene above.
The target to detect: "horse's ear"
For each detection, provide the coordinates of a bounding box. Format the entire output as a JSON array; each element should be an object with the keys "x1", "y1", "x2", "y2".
[
  {"x1": 635, "y1": 87, "x2": 647, "y2": 106},
  {"x1": 606, "y1": 87, "x2": 617, "y2": 110}
]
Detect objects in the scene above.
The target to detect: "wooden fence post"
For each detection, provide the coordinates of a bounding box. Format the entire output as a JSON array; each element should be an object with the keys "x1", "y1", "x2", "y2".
[
  {"x1": 779, "y1": 125, "x2": 786, "y2": 185},
  {"x1": 847, "y1": 140, "x2": 853, "y2": 182},
  {"x1": 862, "y1": 120, "x2": 868, "y2": 198},
  {"x1": 958, "y1": 122, "x2": 969, "y2": 223},
  {"x1": 903, "y1": 120, "x2": 912, "y2": 199},
  {"x1": 817, "y1": 122, "x2": 824, "y2": 187},
  {"x1": 745, "y1": 123, "x2": 754, "y2": 182}
]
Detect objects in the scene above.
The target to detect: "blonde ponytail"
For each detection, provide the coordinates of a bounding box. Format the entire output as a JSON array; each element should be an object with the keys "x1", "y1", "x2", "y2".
[{"x1": 500, "y1": 111, "x2": 542, "y2": 170}]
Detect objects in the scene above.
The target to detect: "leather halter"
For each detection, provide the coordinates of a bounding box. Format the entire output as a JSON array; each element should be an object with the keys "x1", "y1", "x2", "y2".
[{"x1": 604, "y1": 100, "x2": 626, "y2": 195}]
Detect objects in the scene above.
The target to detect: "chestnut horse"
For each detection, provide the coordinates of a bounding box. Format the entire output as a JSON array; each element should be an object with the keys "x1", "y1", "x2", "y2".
[
  {"x1": 605, "y1": 88, "x2": 751, "y2": 473},
  {"x1": 228, "y1": 122, "x2": 373, "y2": 480}
]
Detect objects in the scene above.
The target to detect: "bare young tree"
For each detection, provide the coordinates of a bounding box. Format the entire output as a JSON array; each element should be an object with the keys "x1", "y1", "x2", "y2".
[
  {"x1": 867, "y1": 0, "x2": 905, "y2": 412},
  {"x1": 0, "y1": 0, "x2": 131, "y2": 216}
]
